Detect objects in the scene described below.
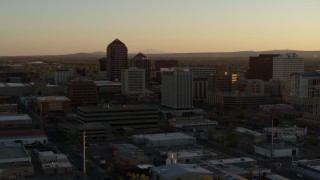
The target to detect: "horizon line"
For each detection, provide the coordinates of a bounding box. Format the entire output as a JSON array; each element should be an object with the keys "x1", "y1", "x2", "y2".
[{"x1": 1, "y1": 49, "x2": 320, "y2": 58}]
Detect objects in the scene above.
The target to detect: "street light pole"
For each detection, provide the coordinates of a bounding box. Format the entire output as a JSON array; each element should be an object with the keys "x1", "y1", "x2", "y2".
[{"x1": 83, "y1": 131, "x2": 86, "y2": 174}]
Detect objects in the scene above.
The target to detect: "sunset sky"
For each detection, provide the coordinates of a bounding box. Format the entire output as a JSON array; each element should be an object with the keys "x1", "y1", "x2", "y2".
[{"x1": 1, "y1": 0, "x2": 320, "y2": 56}]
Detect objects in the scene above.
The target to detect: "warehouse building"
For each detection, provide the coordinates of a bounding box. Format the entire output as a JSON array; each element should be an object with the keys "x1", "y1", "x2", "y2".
[{"x1": 133, "y1": 132, "x2": 196, "y2": 147}]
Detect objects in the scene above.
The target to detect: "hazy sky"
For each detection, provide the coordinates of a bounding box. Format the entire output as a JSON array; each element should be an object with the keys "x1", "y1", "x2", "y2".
[{"x1": 1, "y1": 0, "x2": 320, "y2": 56}]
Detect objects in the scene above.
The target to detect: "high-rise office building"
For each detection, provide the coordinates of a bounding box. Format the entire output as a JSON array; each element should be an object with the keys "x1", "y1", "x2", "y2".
[
  {"x1": 67, "y1": 80, "x2": 98, "y2": 106},
  {"x1": 106, "y1": 39, "x2": 128, "y2": 82},
  {"x1": 273, "y1": 53, "x2": 304, "y2": 81},
  {"x1": 121, "y1": 67, "x2": 145, "y2": 94},
  {"x1": 246, "y1": 54, "x2": 280, "y2": 81},
  {"x1": 246, "y1": 53, "x2": 304, "y2": 82},
  {"x1": 154, "y1": 60, "x2": 179, "y2": 83},
  {"x1": 161, "y1": 70, "x2": 193, "y2": 109},
  {"x1": 207, "y1": 73, "x2": 237, "y2": 93},
  {"x1": 54, "y1": 69, "x2": 72, "y2": 85},
  {"x1": 130, "y1": 52, "x2": 151, "y2": 83},
  {"x1": 184, "y1": 66, "x2": 216, "y2": 78}
]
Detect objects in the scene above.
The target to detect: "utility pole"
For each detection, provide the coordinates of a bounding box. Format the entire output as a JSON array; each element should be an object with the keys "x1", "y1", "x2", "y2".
[
  {"x1": 83, "y1": 131, "x2": 86, "y2": 174},
  {"x1": 271, "y1": 119, "x2": 274, "y2": 159}
]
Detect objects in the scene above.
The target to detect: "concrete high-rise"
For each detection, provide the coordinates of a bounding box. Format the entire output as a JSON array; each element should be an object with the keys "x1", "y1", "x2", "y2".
[
  {"x1": 106, "y1": 39, "x2": 128, "y2": 82},
  {"x1": 273, "y1": 53, "x2": 304, "y2": 81},
  {"x1": 130, "y1": 52, "x2": 151, "y2": 83},
  {"x1": 161, "y1": 70, "x2": 193, "y2": 109},
  {"x1": 121, "y1": 67, "x2": 145, "y2": 95}
]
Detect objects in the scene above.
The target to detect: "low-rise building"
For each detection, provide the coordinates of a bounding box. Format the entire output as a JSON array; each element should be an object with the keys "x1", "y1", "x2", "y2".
[
  {"x1": 0, "y1": 130, "x2": 48, "y2": 145},
  {"x1": 254, "y1": 143, "x2": 298, "y2": 158},
  {"x1": 236, "y1": 127, "x2": 267, "y2": 143},
  {"x1": 291, "y1": 159, "x2": 320, "y2": 179},
  {"x1": 42, "y1": 161, "x2": 73, "y2": 175},
  {"x1": 133, "y1": 132, "x2": 196, "y2": 147},
  {"x1": 207, "y1": 157, "x2": 270, "y2": 179},
  {"x1": 38, "y1": 151, "x2": 69, "y2": 163},
  {"x1": 263, "y1": 126, "x2": 307, "y2": 137},
  {"x1": 160, "y1": 106, "x2": 217, "y2": 130},
  {"x1": 151, "y1": 164, "x2": 213, "y2": 180},
  {"x1": 167, "y1": 150, "x2": 205, "y2": 164},
  {"x1": 0, "y1": 114, "x2": 32, "y2": 129},
  {"x1": 109, "y1": 143, "x2": 152, "y2": 166},
  {"x1": 38, "y1": 151, "x2": 56, "y2": 164},
  {"x1": 0, "y1": 142, "x2": 34, "y2": 179},
  {"x1": 0, "y1": 104, "x2": 17, "y2": 113},
  {"x1": 0, "y1": 82, "x2": 33, "y2": 97}
]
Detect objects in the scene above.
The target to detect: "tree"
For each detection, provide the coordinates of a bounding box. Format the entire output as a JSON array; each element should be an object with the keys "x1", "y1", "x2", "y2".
[
  {"x1": 224, "y1": 131, "x2": 240, "y2": 147},
  {"x1": 307, "y1": 135, "x2": 319, "y2": 146},
  {"x1": 200, "y1": 175, "x2": 213, "y2": 180},
  {"x1": 207, "y1": 127, "x2": 216, "y2": 140}
]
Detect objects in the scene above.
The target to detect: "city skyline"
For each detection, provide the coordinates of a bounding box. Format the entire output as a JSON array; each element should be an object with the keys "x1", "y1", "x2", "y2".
[{"x1": 1, "y1": 0, "x2": 320, "y2": 56}]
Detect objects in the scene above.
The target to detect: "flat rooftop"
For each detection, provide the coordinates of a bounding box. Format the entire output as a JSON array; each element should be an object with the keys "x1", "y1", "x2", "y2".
[
  {"x1": 208, "y1": 157, "x2": 256, "y2": 165},
  {"x1": 78, "y1": 104, "x2": 159, "y2": 112},
  {"x1": 173, "y1": 119, "x2": 218, "y2": 128},
  {"x1": 36, "y1": 96, "x2": 70, "y2": 101},
  {"x1": 94, "y1": 80, "x2": 122, "y2": 87},
  {"x1": 0, "y1": 83, "x2": 30, "y2": 87},
  {"x1": 38, "y1": 151, "x2": 55, "y2": 157},
  {"x1": 153, "y1": 164, "x2": 212, "y2": 178},
  {"x1": 256, "y1": 143, "x2": 295, "y2": 150},
  {"x1": 0, "y1": 114, "x2": 31, "y2": 121},
  {"x1": 134, "y1": 132, "x2": 194, "y2": 141},
  {"x1": 112, "y1": 143, "x2": 143, "y2": 153},
  {"x1": 236, "y1": 127, "x2": 265, "y2": 136},
  {"x1": 0, "y1": 142, "x2": 30, "y2": 161},
  {"x1": 294, "y1": 159, "x2": 320, "y2": 171},
  {"x1": 175, "y1": 150, "x2": 204, "y2": 158}
]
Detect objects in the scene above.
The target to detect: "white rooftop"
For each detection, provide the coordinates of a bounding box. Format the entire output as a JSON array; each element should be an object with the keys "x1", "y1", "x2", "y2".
[
  {"x1": 0, "y1": 114, "x2": 31, "y2": 121},
  {"x1": 180, "y1": 164, "x2": 212, "y2": 173},
  {"x1": 0, "y1": 83, "x2": 30, "y2": 87},
  {"x1": 137, "y1": 164, "x2": 154, "y2": 169},
  {"x1": 208, "y1": 157, "x2": 256, "y2": 165},
  {"x1": 236, "y1": 127, "x2": 264, "y2": 136},
  {"x1": 38, "y1": 151, "x2": 55, "y2": 157}
]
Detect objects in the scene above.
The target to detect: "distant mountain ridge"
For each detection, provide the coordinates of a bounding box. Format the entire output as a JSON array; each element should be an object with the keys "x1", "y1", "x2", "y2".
[
  {"x1": 1, "y1": 50, "x2": 320, "y2": 58},
  {"x1": 65, "y1": 49, "x2": 320, "y2": 58}
]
